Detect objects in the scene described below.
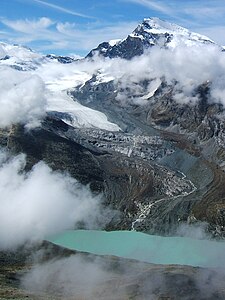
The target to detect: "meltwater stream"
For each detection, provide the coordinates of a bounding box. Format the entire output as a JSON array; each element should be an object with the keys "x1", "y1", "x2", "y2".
[{"x1": 47, "y1": 230, "x2": 225, "y2": 268}]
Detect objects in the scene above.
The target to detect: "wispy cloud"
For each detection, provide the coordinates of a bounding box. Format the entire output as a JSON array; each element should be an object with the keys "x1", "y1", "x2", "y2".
[
  {"x1": 31, "y1": 0, "x2": 94, "y2": 19},
  {"x1": 124, "y1": 0, "x2": 225, "y2": 23},
  {"x1": 1, "y1": 17, "x2": 54, "y2": 34},
  {"x1": 120, "y1": 0, "x2": 198, "y2": 28},
  {"x1": 122, "y1": 0, "x2": 173, "y2": 15},
  {"x1": 0, "y1": 17, "x2": 137, "y2": 54},
  {"x1": 184, "y1": 6, "x2": 225, "y2": 20}
]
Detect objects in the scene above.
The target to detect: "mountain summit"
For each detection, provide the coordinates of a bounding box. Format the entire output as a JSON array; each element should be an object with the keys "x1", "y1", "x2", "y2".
[{"x1": 87, "y1": 17, "x2": 216, "y2": 59}]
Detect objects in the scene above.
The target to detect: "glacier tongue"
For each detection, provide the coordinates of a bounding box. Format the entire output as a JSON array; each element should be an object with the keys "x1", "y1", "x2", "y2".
[
  {"x1": 34, "y1": 60, "x2": 120, "y2": 131},
  {"x1": 46, "y1": 90, "x2": 120, "y2": 131}
]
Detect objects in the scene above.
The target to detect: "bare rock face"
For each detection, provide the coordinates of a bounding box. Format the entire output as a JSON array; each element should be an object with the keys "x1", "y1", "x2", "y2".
[
  {"x1": 70, "y1": 64, "x2": 225, "y2": 236},
  {"x1": 0, "y1": 110, "x2": 221, "y2": 237},
  {"x1": 3, "y1": 118, "x2": 195, "y2": 232}
]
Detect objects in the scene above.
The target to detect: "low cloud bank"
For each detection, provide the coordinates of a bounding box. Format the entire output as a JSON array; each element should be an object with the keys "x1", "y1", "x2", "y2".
[
  {"x1": 20, "y1": 222, "x2": 225, "y2": 298},
  {"x1": 175, "y1": 222, "x2": 210, "y2": 240},
  {"x1": 0, "y1": 66, "x2": 46, "y2": 128},
  {"x1": 22, "y1": 255, "x2": 114, "y2": 299},
  {"x1": 0, "y1": 149, "x2": 106, "y2": 250},
  {"x1": 70, "y1": 43, "x2": 225, "y2": 105},
  {"x1": 21, "y1": 248, "x2": 225, "y2": 299}
]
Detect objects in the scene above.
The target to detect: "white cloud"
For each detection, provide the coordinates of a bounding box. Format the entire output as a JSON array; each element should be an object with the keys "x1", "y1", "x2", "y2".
[
  {"x1": 1, "y1": 17, "x2": 54, "y2": 34},
  {"x1": 22, "y1": 255, "x2": 113, "y2": 299},
  {"x1": 0, "y1": 66, "x2": 46, "y2": 128},
  {"x1": 0, "y1": 150, "x2": 104, "y2": 250},
  {"x1": 55, "y1": 21, "x2": 137, "y2": 50},
  {"x1": 21, "y1": 235, "x2": 225, "y2": 299},
  {"x1": 22, "y1": 255, "x2": 120, "y2": 300},
  {"x1": 184, "y1": 6, "x2": 225, "y2": 20},
  {"x1": 68, "y1": 42, "x2": 225, "y2": 106}
]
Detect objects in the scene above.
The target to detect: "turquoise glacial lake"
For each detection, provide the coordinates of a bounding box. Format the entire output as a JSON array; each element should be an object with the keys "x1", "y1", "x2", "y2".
[{"x1": 47, "y1": 230, "x2": 225, "y2": 268}]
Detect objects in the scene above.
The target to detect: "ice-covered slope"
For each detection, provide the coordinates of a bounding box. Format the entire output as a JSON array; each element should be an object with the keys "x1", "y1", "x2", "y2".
[
  {"x1": 33, "y1": 61, "x2": 120, "y2": 131},
  {"x1": 46, "y1": 90, "x2": 120, "y2": 131},
  {"x1": 0, "y1": 42, "x2": 45, "y2": 71},
  {"x1": 131, "y1": 17, "x2": 215, "y2": 46},
  {"x1": 0, "y1": 42, "x2": 41, "y2": 60}
]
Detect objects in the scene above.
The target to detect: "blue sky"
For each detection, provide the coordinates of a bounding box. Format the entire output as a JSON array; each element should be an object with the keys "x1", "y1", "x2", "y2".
[{"x1": 0, "y1": 0, "x2": 225, "y2": 56}]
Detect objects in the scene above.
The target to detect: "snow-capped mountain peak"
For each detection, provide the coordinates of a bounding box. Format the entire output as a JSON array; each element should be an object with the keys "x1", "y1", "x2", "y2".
[
  {"x1": 87, "y1": 17, "x2": 217, "y2": 59},
  {"x1": 136, "y1": 17, "x2": 199, "y2": 36},
  {"x1": 142, "y1": 17, "x2": 187, "y2": 32},
  {"x1": 132, "y1": 17, "x2": 215, "y2": 46}
]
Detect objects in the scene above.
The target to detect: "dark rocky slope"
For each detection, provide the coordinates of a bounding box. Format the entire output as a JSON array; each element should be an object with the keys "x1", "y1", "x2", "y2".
[
  {"x1": 1, "y1": 109, "x2": 223, "y2": 236},
  {"x1": 1, "y1": 242, "x2": 225, "y2": 300}
]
